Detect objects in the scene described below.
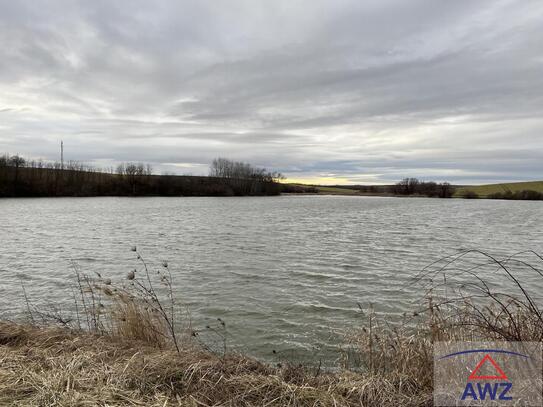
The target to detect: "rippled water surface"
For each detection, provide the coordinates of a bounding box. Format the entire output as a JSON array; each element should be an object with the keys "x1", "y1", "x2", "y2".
[{"x1": 1, "y1": 196, "x2": 542, "y2": 362}]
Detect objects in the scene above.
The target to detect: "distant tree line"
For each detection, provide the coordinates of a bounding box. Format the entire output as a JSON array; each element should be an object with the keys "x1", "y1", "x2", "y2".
[
  {"x1": 390, "y1": 178, "x2": 455, "y2": 198},
  {"x1": 281, "y1": 178, "x2": 456, "y2": 197},
  {"x1": 0, "y1": 154, "x2": 281, "y2": 197},
  {"x1": 331, "y1": 181, "x2": 455, "y2": 197}
]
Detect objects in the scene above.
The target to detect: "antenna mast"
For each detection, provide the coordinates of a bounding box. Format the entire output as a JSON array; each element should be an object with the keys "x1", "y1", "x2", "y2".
[{"x1": 61, "y1": 140, "x2": 64, "y2": 170}]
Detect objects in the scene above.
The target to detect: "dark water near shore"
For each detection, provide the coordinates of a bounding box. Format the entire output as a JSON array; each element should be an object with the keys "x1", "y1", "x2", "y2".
[{"x1": 1, "y1": 196, "x2": 542, "y2": 364}]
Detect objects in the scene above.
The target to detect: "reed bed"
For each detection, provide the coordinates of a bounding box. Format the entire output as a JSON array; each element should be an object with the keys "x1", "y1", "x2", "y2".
[{"x1": 1, "y1": 249, "x2": 541, "y2": 406}]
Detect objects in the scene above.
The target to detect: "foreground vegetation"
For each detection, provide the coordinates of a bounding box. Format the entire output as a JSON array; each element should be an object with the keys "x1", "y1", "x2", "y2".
[
  {"x1": 1, "y1": 250, "x2": 542, "y2": 406},
  {"x1": 1, "y1": 322, "x2": 424, "y2": 406},
  {"x1": 0, "y1": 155, "x2": 282, "y2": 197}
]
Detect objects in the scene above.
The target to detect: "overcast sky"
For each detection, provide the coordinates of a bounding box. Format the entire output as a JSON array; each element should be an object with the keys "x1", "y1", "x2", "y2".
[{"x1": 1, "y1": 0, "x2": 542, "y2": 184}]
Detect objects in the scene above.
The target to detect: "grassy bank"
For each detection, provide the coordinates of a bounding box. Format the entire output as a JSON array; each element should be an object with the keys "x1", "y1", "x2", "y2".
[
  {"x1": 0, "y1": 322, "x2": 425, "y2": 406},
  {"x1": 2, "y1": 250, "x2": 542, "y2": 406},
  {"x1": 283, "y1": 184, "x2": 363, "y2": 195},
  {"x1": 282, "y1": 184, "x2": 396, "y2": 196},
  {"x1": 286, "y1": 180, "x2": 543, "y2": 200},
  {"x1": 454, "y1": 181, "x2": 543, "y2": 198},
  {"x1": 283, "y1": 179, "x2": 454, "y2": 198}
]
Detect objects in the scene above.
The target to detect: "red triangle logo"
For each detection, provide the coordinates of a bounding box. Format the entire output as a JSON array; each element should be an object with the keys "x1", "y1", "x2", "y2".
[{"x1": 468, "y1": 354, "x2": 508, "y2": 381}]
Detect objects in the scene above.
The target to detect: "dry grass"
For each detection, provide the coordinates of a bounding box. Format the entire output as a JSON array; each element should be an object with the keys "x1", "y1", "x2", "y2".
[
  {"x1": 110, "y1": 300, "x2": 169, "y2": 347},
  {"x1": 0, "y1": 321, "x2": 434, "y2": 406},
  {"x1": 2, "y1": 249, "x2": 542, "y2": 406}
]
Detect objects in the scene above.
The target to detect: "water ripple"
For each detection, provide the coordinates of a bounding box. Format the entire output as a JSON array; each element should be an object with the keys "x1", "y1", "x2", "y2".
[{"x1": 1, "y1": 195, "x2": 542, "y2": 363}]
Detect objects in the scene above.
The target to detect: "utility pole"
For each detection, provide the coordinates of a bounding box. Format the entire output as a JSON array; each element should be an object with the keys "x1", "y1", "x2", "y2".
[{"x1": 61, "y1": 140, "x2": 64, "y2": 170}]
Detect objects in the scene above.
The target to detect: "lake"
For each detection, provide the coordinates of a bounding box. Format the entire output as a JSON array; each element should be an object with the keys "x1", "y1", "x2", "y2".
[{"x1": 1, "y1": 196, "x2": 542, "y2": 364}]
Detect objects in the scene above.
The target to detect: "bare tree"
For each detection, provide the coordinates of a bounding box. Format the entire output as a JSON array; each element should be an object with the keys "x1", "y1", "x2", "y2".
[{"x1": 210, "y1": 157, "x2": 283, "y2": 182}]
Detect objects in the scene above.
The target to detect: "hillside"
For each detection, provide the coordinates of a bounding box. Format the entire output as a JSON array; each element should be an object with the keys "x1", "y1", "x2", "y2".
[{"x1": 454, "y1": 181, "x2": 543, "y2": 198}]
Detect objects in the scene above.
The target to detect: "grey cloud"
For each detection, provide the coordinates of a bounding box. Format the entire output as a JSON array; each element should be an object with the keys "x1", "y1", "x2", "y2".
[{"x1": 0, "y1": 0, "x2": 542, "y2": 183}]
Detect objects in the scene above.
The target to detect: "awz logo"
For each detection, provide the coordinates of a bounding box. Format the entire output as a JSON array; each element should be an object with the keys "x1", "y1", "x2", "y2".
[
  {"x1": 437, "y1": 348, "x2": 531, "y2": 403},
  {"x1": 461, "y1": 354, "x2": 512, "y2": 401},
  {"x1": 434, "y1": 342, "x2": 542, "y2": 406}
]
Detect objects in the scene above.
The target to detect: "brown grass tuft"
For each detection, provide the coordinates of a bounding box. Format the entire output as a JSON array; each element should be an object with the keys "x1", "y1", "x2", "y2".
[
  {"x1": 110, "y1": 300, "x2": 169, "y2": 347},
  {"x1": 0, "y1": 321, "x2": 432, "y2": 406}
]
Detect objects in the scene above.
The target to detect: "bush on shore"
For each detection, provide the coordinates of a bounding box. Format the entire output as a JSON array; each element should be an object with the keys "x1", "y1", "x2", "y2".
[
  {"x1": 461, "y1": 190, "x2": 479, "y2": 199},
  {"x1": 281, "y1": 184, "x2": 320, "y2": 194},
  {"x1": 488, "y1": 189, "x2": 543, "y2": 200}
]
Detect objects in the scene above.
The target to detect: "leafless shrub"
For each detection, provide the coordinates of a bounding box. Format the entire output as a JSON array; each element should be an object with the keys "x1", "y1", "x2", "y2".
[
  {"x1": 342, "y1": 250, "x2": 543, "y2": 405},
  {"x1": 23, "y1": 247, "x2": 187, "y2": 352}
]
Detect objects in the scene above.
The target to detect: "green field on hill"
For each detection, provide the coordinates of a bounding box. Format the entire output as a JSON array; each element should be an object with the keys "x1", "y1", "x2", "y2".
[{"x1": 454, "y1": 181, "x2": 543, "y2": 198}]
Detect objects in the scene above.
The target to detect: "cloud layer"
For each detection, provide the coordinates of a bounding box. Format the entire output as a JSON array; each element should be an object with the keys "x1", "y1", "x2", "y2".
[{"x1": 1, "y1": 0, "x2": 542, "y2": 184}]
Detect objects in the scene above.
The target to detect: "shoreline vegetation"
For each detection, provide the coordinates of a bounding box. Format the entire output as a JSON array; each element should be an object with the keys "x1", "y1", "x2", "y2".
[
  {"x1": 285, "y1": 179, "x2": 543, "y2": 200},
  {"x1": 2, "y1": 249, "x2": 542, "y2": 406},
  {"x1": 0, "y1": 155, "x2": 283, "y2": 197},
  {"x1": 1, "y1": 153, "x2": 542, "y2": 200},
  {"x1": 283, "y1": 178, "x2": 455, "y2": 198}
]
